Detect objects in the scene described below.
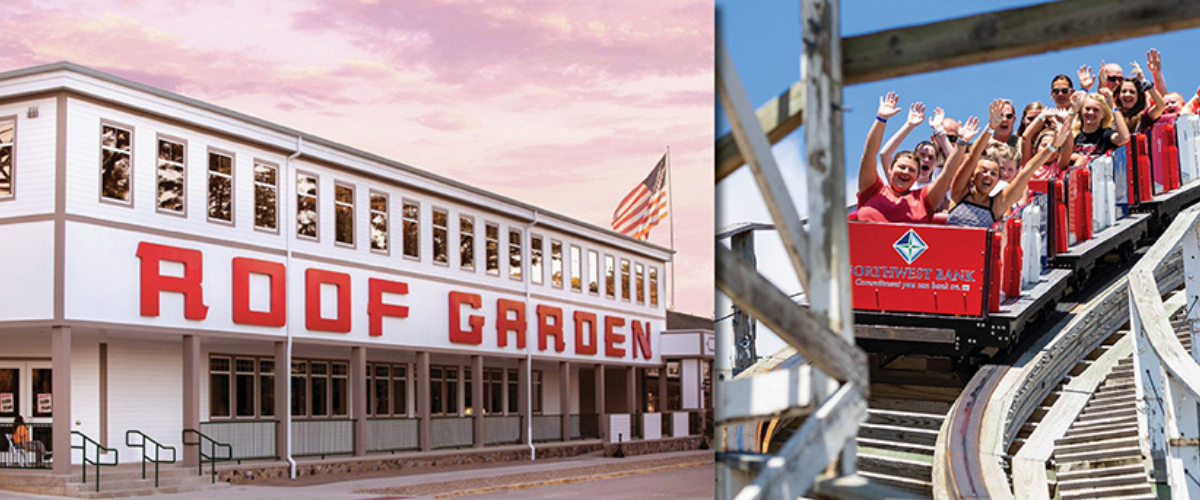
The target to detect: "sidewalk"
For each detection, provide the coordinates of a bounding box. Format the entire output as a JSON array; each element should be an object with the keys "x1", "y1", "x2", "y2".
[{"x1": 0, "y1": 450, "x2": 713, "y2": 500}]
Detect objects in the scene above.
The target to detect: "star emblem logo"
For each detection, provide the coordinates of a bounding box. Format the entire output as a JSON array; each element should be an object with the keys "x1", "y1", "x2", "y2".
[{"x1": 893, "y1": 229, "x2": 928, "y2": 265}]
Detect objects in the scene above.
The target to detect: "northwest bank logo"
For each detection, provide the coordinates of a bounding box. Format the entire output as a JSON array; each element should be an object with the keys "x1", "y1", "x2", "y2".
[{"x1": 893, "y1": 229, "x2": 928, "y2": 265}]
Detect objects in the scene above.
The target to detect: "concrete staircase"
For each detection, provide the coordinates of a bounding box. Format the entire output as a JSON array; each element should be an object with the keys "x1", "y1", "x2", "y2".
[
  {"x1": 63, "y1": 463, "x2": 229, "y2": 498},
  {"x1": 1051, "y1": 357, "x2": 1152, "y2": 500},
  {"x1": 854, "y1": 399, "x2": 950, "y2": 497}
]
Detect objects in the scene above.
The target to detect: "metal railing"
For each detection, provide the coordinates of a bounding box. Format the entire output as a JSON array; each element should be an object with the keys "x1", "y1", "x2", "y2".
[
  {"x1": 125, "y1": 430, "x2": 177, "y2": 488},
  {"x1": 366, "y1": 417, "x2": 419, "y2": 452},
  {"x1": 183, "y1": 429, "x2": 232, "y2": 484},
  {"x1": 484, "y1": 415, "x2": 521, "y2": 445},
  {"x1": 532, "y1": 415, "x2": 562, "y2": 442},
  {"x1": 430, "y1": 417, "x2": 473, "y2": 449},
  {"x1": 200, "y1": 420, "x2": 277, "y2": 460},
  {"x1": 71, "y1": 431, "x2": 118, "y2": 492},
  {"x1": 1, "y1": 422, "x2": 51, "y2": 469},
  {"x1": 292, "y1": 419, "x2": 353, "y2": 457}
]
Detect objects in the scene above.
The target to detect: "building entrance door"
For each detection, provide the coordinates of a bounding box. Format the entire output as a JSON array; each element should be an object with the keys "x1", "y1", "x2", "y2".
[{"x1": 0, "y1": 361, "x2": 53, "y2": 444}]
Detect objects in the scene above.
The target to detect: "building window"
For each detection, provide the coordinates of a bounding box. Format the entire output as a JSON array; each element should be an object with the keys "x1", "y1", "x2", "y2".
[
  {"x1": 635, "y1": 263, "x2": 645, "y2": 304},
  {"x1": 393, "y1": 365, "x2": 407, "y2": 416},
  {"x1": 260, "y1": 359, "x2": 275, "y2": 417},
  {"x1": 209, "y1": 356, "x2": 274, "y2": 419},
  {"x1": 485, "y1": 223, "x2": 500, "y2": 276},
  {"x1": 331, "y1": 362, "x2": 349, "y2": 416},
  {"x1": 291, "y1": 361, "x2": 308, "y2": 417},
  {"x1": 509, "y1": 229, "x2": 523, "y2": 281},
  {"x1": 254, "y1": 162, "x2": 278, "y2": 230},
  {"x1": 507, "y1": 369, "x2": 519, "y2": 414},
  {"x1": 0, "y1": 118, "x2": 12, "y2": 198},
  {"x1": 156, "y1": 138, "x2": 185, "y2": 214},
  {"x1": 207, "y1": 150, "x2": 234, "y2": 223},
  {"x1": 289, "y1": 360, "x2": 348, "y2": 418},
  {"x1": 486, "y1": 368, "x2": 504, "y2": 414},
  {"x1": 334, "y1": 183, "x2": 354, "y2": 246},
  {"x1": 530, "y1": 236, "x2": 543, "y2": 285},
  {"x1": 101, "y1": 124, "x2": 132, "y2": 203},
  {"x1": 649, "y1": 267, "x2": 659, "y2": 307},
  {"x1": 532, "y1": 371, "x2": 543, "y2": 414},
  {"x1": 296, "y1": 173, "x2": 318, "y2": 239},
  {"x1": 621, "y1": 259, "x2": 631, "y2": 301},
  {"x1": 551, "y1": 241, "x2": 563, "y2": 288},
  {"x1": 371, "y1": 364, "x2": 391, "y2": 416},
  {"x1": 370, "y1": 192, "x2": 388, "y2": 253},
  {"x1": 402, "y1": 200, "x2": 419, "y2": 259},
  {"x1": 460, "y1": 216, "x2": 475, "y2": 270},
  {"x1": 429, "y1": 366, "x2": 459, "y2": 416},
  {"x1": 570, "y1": 245, "x2": 582, "y2": 292},
  {"x1": 605, "y1": 255, "x2": 616, "y2": 299},
  {"x1": 433, "y1": 208, "x2": 449, "y2": 265},
  {"x1": 210, "y1": 357, "x2": 231, "y2": 418},
  {"x1": 588, "y1": 250, "x2": 599, "y2": 295}
]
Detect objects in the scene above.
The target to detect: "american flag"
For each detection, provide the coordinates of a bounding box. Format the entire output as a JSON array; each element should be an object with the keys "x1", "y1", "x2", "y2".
[{"x1": 611, "y1": 155, "x2": 668, "y2": 240}]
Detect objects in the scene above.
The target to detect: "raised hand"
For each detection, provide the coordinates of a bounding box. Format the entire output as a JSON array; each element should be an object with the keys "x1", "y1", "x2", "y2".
[
  {"x1": 1098, "y1": 87, "x2": 1115, "y2": 107},
  {"x1": 1098, "y1": 60, "x2": 1110, "y2": 89},
  {"x1": 987, "y1": 99, "x2": 1004, "y2": 129},
  {"x1": 959, "y1": 116, "x2": 981, "y2": 143},
  {"x1": 1130, "y1": 61, "x2": 1144, "y2": 80},
  {"x1": 1077, "y1": 65, "x2": 1094, "y2": 90},
  {"x1": 1147, "y1": 48, "x2": 1162, "y2": 76},
  {"x1": 877, "y1": 92, "x2": 901, "y2": 119},
  {"x1": 907, "y1": 102, "x2": 926, "y2": 127},
  {"x1": 930, "y1": 107, "x2": 945, "y2": 131},
  {"x1": 1070, "y1": 91, "x2": 1087, "y2": 112}
]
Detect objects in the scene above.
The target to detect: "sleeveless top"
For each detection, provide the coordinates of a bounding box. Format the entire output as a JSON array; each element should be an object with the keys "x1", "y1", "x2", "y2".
[{"x1": 947, "y1": 197, "x2": 998, "y2": 228}]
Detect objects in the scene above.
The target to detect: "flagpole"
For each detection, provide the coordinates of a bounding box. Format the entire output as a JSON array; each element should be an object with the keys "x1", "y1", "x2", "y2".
[{"x1": 666, "y1": 146, "x2": 676, "y2": 311}]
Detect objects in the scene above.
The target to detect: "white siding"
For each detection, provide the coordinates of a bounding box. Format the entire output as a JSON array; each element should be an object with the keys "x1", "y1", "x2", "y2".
[
  {"x1": 0, "y1": 222, "x2": 53, "y2": 321},
  {"x1": 0, "y1": 97, "x2": 57, "y2": 218},
  {"x1": 107, "y1": 338, "x2": 182, "y2": 459},
  {"x1": 70, "y1": 337, "x2": 100, "y2": 464}
]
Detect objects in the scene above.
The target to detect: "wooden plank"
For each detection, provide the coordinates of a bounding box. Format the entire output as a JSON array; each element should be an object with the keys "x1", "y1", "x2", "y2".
[
  {"x1": 869, "y1": 384, "x2": 960, "y2": 403},
  {"x1": 716, "y1": 82, "x2": 804, "y2": 182},
  {"x1": 812, "y1": 472, "x2": 929, "y2": 500},
  {"x1": 866, "y1": 410, "x2": 945, "y2": 430},
  {"x1": 732, "y1": 383, "x2": 867, "y2": 500},
  {"x1": 716, "y1": 35, "x2": 811, "y2": 295},
  {"x1": 718, "y1": 364, "x2": 815, "y2": 425},
  {"x1": 858, "y1": 424, "x2": 938, "y2": 447},
  {"x1": 716, "y1": 243, "x2": 869, "y2": 391},
  {"x1": 716, "y1": 0, "x2": 1200, "y2": 182}
]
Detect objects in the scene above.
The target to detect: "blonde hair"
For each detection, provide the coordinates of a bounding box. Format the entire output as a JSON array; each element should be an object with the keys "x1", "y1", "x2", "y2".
[
  {"x1": 1073, "y1": 93, "x2": 1113, "y2": 134},
  {"x1": 984, "y1": 142, "x2": 1016, "y2": 162}
]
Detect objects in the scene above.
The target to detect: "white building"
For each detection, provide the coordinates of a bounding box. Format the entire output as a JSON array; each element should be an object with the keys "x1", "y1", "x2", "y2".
[{"x1": 0, "y1": 62, "x2": 710, "y2": 481}]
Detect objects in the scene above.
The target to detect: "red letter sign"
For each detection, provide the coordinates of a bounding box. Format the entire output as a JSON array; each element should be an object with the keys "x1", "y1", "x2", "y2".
[
  {"x1": 368, "y1": 278, "x2": 409, "y2": 337},
  {"x1": 573, "y1": 311, "x2": 597, "y2": 355},
  {"x1": 604, "y1": 315, "x2": 626, "y2": 358},
  {"x1": 536, "y1": 305, "x2": 565, "y2": 353},
  {"x1": 231, "y1": 257, "x2": 286, "y2": 327},
  {"x1": 631, "y1": 320, "x2": 652, "y2": 360},
  {"x1": 448, "y1": 291, "x2": 484, "y2": 344},
  {"x1": 496, "y1": 299, "x2": 526, "y2": 349},
  {"x1": 137, "y1": 242, "x2": 208, "y2": 320},
  {"x1": 305, "y1": 268, "x2": 351, "y2": 333}
]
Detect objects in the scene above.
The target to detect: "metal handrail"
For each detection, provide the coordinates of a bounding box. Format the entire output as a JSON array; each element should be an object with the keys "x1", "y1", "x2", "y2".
[
  {"x1": 71, "y1": 431, "x2": 118, "y2": 492},
  {"x1": 182, "y1": 428, "x2": 232, "y2": 483},
  {"x1": 125, "y1": 430, "x2": 176, "y2": 488}
]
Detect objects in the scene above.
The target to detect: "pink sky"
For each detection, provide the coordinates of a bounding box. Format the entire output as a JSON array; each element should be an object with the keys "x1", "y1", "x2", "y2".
[{"x1": 1, "y1": 0, "x2": 714, "y2": 317}]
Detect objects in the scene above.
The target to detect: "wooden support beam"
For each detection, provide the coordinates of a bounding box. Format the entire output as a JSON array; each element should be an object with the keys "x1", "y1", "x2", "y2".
[
  {"x1": 717, "y1": 33, "x2": 812, "y2": 295},
  {"x1": 717, "y1": 364, "x2": 814, "y2": 425},
  {"x1": 732, "y1": 383, "x2": 866, "y2": 500},
  {"x1": 715, "y1": 243, "x2": 869, "y2": 391},
  {"x1": 716, "y1": 0, "x2": 1200, "y2": 182}
]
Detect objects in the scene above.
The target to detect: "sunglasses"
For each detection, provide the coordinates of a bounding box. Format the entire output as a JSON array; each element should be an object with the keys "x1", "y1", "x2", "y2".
[
  {"x1": 1052, "y1": 88, "x2": 1071, "y2": 95},
  {"x1": 946, "y1": 135, "x2": 959, "y2": 142},
  {"x1": 1003, "y1": 113, "x2": 1014, "y2": 119}
]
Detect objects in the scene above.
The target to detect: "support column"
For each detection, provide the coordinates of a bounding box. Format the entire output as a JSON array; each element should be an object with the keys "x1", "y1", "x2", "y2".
[
  {"x1": 182, "y1": 335, "x2": 201, "y2": 466},
  {"x1": 658, "y1": 361, "x2": 669, "y2": 412},
  {"x1": 627, "y1": 366, "x2": 637, "y2": 439},
  {"x1": 274, "y1": 342, "x2": 288, "y2": 460},
  {"x1": 518, "y1": 357, "x2": 529, "y2": 443},
  {"x1": 472, "y1": 355, "x2": 484, "y2": 448},
  {"x1": 51, "y1": 327, "x2": 71, "y2": 475},
  {"x1": 417, "y1": 351, "x2": 431, "y2": 452},
  {"x1": 559, "y1": 362, "x2": 570, "y2": 441},
  {"x1": 595, "y1": 364, "x2": 606, "y2": 441},
  {"x1": 351, "y1": 346, "x2": 367, "y2": 456}
]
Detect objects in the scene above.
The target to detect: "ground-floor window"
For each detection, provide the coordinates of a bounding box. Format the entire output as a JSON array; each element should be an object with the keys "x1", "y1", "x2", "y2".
[
  {"x1": 430, "y1": 366, "x2": 459, "y2": 416},
  {"x1": 368, "y1": 363, "x2": 408, "y2": 417},
  {"x1": 292, "y1": 360, "x2": 348, "y2": 418},
  {"x1": 209, "y1": 356, "x2": 274, "y2": 419},
  {"x1": 532, "y1": 370, "x2": 543, "y2": 414}
]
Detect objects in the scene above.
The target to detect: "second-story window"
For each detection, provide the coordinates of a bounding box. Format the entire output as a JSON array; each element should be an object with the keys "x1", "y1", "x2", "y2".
[
  {"x1": 460, "y1": 216, "x2": 475, "y2": 270},
  {"x1": 509, "y1": 229, "x2": 523, "y2": 281},
  {"x1": 649, "y1": 267, "x2": 659, "y2": 307},
  {"x1": 570, "y1": 245, "x2": 582, "y2": 292},
  {"x1": 156, "y1": 138, "x2": 185, "y2": 214},
  {"x1": 402, "y1": 200, "x2": 419, "y2": 259},
  {"x1": 636, "y1": 263, "x2": 645, "y2": 304},
  {"x1": 0, "y1": 118, "x2": 13, "y2": 198},
  {"x1": 254, "y1": 161, "x2": 278, "y2": 230},
  {"x1": 370, "y1": 192, "x2": 388, "y2": 253},
  {"x1": 485, "y1": 223, "x2": 500, "y2": 276},
  {"x1": 101, "y1": 124, "x2": 132, "y2": 203},
  {"x1": 296, "y1": 173, "x2": 318, "y2": 239},
  {"x1": 531, "y1": 235, "x2": 543, "y2": 285},
  {"x1": 334, "y1": 183, "x2": 354, "y2": 246},
  {"x1": 207, "y1": 150, "x2": 234, "y2": 223},
  {"x1": 621, "y1": 259, "x2": 631, "y2": 301},
  {"x1": 551, "y1": 241, "x2": 563, "y2": 288},
  {"x1": 433, "y1": 208, "x2": 449, "y2": 265},
  {"x1": 605, "y1": 255, "x2": 616, "y2": 299},
  {"x1": 588, "y1": 250, "x2": 599, "y2": 295}
]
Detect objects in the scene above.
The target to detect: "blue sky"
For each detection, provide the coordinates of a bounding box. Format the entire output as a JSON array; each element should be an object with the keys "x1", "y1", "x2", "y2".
[{"x1": 715, "y1": 0, "x2": 1200, "y2": 355}]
